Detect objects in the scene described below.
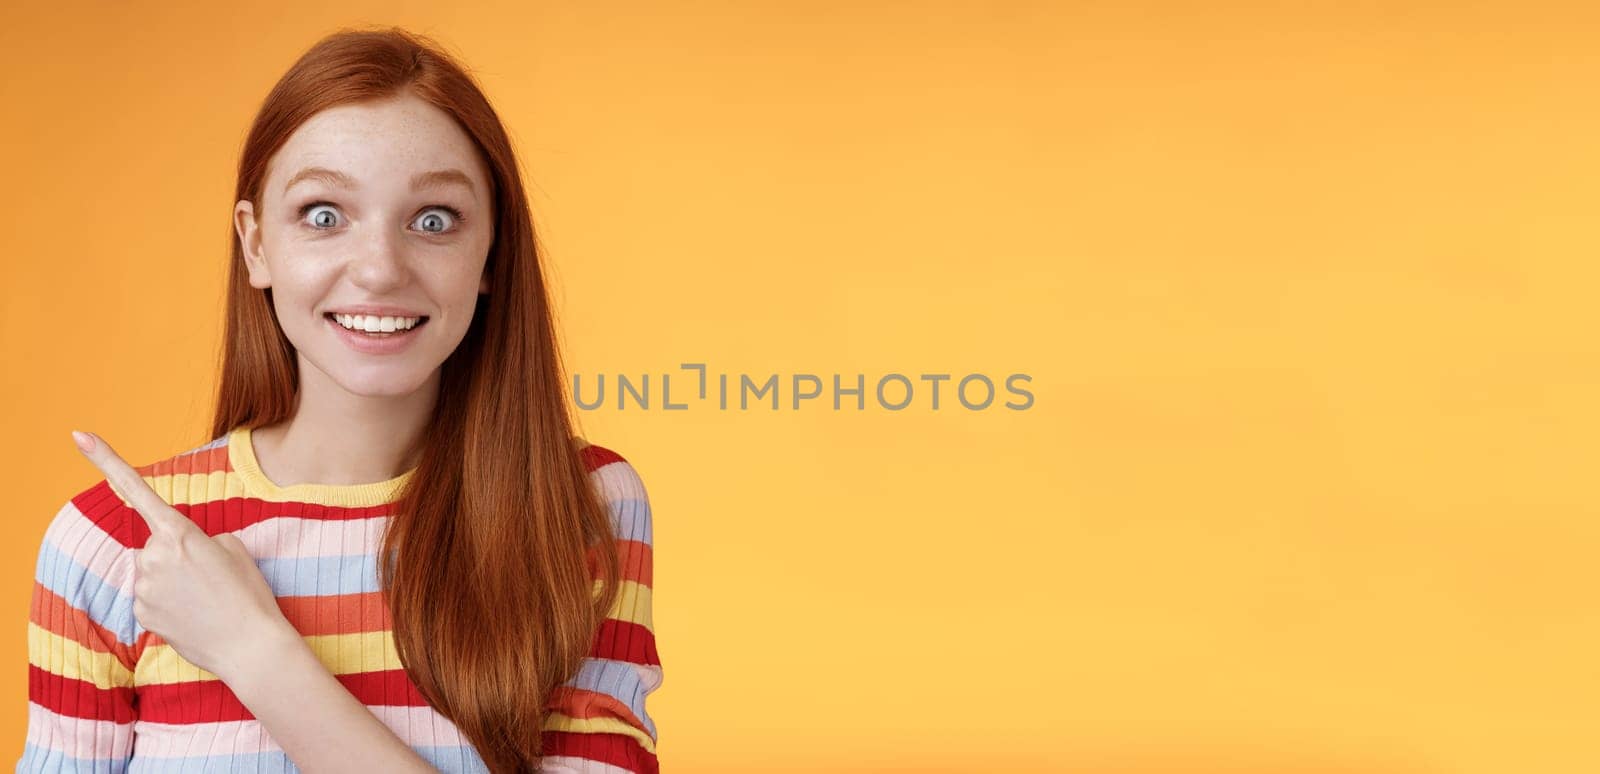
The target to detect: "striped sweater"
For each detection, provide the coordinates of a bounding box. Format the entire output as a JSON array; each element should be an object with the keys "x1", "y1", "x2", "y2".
[{"x1": 18, "y1": 425, "x2": 661, "y2": 773}]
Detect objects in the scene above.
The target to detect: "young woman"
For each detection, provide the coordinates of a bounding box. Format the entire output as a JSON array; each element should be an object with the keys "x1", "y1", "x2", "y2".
[{"x1": 19, "y1": 27, "x2": 661, "y2": 773}]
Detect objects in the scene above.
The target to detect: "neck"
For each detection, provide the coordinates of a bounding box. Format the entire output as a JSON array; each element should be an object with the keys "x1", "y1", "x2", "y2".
[{"x1": 251, "y1": 358, "x2": 441, "y2": 487}]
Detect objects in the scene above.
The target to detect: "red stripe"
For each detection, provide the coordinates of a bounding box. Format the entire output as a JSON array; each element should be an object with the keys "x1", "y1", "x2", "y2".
[
  {"x1": 587, "y1": 539, "x2": 653, "y2": 586},
  {"x1": 277, "y1": 590, "x2": 392, "y2": 636},
  {"x1": 580, "y1": 444, "x2": 627, "y2": 472},
  {"x1": 135, "y1": 669, "x2": 433, "y2": 723},
  {"x1": 270, "y1": 593, "x2": 651, "y2": 649},
  {"x1": 542, "y1": 730, "x2": 658, "y2": 774},
  {"x1": 172, "y1": 497, "x2": 404, "y2": 538},
  {"x1": 27, "y1": 665, "x2": 136, "y2": 723},
  {"x1": 592, "y1": 619, "x2": 659, "y2": 666},
  {"x1": 619, "y1": 539, "x2": 652, "y2": 584},
  {"x1": 134, "y1": 591, "x2": 395, "y2": 643},
  {"x1": 69, "y1": 480, "x2": 138, "y2": 549},
  {"x1": 547, "y1": 685, "x2": 647, "y2": 729},
  {"x1": 135, "y1": 443, "x2": 230, "y2": 479},
  {"x1": 136, "y1": 665, "x2": 661, "y2": 732}
]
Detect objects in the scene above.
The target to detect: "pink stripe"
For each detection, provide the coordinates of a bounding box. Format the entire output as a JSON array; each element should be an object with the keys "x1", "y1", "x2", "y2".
[
  {"x1": 130, "y1": 704, "x2": 472, "y2": 753},
  {"x1": 592, "y1": 462, "x2": 647, "y2": 502},
  {"x1": 235, "y1": 514, "x2": 390, "y2": 558},
  {"x1": 43, "y1": 502, "x2": 132, "y2": 587},
  {"x1": 24, "y1": 702, "x2": 134, "y2": 758}
]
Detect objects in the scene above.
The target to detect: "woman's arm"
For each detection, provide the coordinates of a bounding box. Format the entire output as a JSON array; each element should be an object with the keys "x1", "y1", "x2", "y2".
[
  {"x1": 17, "y1": 492, "x2": 141, "y2": 772},
  {"x1": 69, "y1": 430, "x2": 438, "y2": 773},
  {"x1": 538, "y1": 447, "x2": 662, "y2": 773},
  {"x1": 215, "y1": 622, "x2": 439, "y2": 773}
]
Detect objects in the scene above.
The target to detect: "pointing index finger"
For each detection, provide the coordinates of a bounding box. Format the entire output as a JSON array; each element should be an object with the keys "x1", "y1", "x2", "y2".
[{"x1": 71, "y1": 431, "x2": 191, "y2": 536}]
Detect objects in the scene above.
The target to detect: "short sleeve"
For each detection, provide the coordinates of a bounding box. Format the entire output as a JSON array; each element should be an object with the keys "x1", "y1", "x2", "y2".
[
  {"x1": 17, "y1": 482, "x2": 143, "y2": 772},
  {"x1": 540, "y1": 447, "x2": 662, "y2": 773}
]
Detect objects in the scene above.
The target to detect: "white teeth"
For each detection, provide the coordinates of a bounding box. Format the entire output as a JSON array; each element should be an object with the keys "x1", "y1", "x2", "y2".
[{"x1": 334, "y1": 313, "x2": 421, "y2": 332}]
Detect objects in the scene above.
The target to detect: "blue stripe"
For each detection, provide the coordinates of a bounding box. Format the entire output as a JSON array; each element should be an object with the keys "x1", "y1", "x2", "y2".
[
  {"x1": 19, "y1": 741, "x2": 490, "y2": 773},
  {"x1": 256, "y1": 554, "x2": 381, "y2": 598},
  {"x1": 18, "y1": 740, "x2": 130, "y2": 773},
  {"x1": 33, "y1": 539, "x2": 137, "y2": 648},
  {"x1": 566, "y1": 657, "x2": 659, "y2": 741},
  {"x1": 609, "y1": 497, "x2": 652, "y2": 546}
]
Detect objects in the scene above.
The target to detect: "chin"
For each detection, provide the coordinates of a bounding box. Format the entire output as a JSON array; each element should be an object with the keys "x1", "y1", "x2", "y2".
[
  {"x1": 335, "y1": 370, "x2": 433, "y2": 398},
  {"x1": 298, "y1": 348, "x2": 434, "y2": 398}
]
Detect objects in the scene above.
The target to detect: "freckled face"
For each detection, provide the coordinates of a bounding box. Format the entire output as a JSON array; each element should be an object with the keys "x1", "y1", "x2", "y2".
[{"x1": 234, "y1": 93, "x2": 495, "y2": 398}]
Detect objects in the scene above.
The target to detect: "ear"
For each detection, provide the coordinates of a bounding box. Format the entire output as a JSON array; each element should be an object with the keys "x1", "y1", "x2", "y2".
[
  {"x1": 234, "y1": 199, "x2": 272, "y2": 290},
  {"x1": 479, "y1": 263, "x2": 490, "y2": 295}
]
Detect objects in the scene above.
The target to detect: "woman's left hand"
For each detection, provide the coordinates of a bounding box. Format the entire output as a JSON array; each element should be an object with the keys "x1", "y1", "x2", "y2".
[{"x1": 70, "y1": 429, "x2": 296, "y2": 682}]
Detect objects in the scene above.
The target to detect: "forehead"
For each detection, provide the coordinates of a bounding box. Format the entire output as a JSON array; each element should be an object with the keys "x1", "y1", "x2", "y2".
[{"x1": 265, "y1": 94, "x2": 489, "y2": 200}]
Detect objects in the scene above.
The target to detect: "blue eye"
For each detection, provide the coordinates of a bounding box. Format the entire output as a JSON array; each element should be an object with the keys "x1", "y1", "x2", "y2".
[
  {"x1": 300, "y1": 202, "x2": 341, "y2": 229},
  {"x1": 415, "y1": 206, "x2": 464, "y2": 234}
]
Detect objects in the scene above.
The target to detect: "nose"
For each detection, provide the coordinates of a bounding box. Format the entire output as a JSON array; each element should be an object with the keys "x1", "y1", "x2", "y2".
[{"x1": 347, "y1": 224, "x2": 410, "y2": 292}]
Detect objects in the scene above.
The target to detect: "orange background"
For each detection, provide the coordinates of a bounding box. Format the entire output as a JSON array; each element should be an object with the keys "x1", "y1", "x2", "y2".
[{"x1": 3, "y1": 2, "x2": 1597, "y2": 772}]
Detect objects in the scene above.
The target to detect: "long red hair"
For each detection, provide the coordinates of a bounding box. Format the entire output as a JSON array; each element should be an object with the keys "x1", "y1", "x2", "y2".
[{"x1": 208, "y1": 26, "x2": 622, "y2": 772}]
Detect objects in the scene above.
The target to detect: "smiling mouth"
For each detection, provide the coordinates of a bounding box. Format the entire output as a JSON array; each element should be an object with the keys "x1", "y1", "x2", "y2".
[{"x1": 324, "y1": 312, "x2": 431, "y2": 337}]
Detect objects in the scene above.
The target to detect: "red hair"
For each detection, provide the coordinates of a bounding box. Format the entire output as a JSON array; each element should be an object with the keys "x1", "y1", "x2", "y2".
[{"x1": 209, "y1": 25, "x2": 621, "y2": 772}]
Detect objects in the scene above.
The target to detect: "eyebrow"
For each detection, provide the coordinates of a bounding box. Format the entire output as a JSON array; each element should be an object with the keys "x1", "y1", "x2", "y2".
[{"x1": 282, "y1": 166, "x2": 477, "y2": 201}]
